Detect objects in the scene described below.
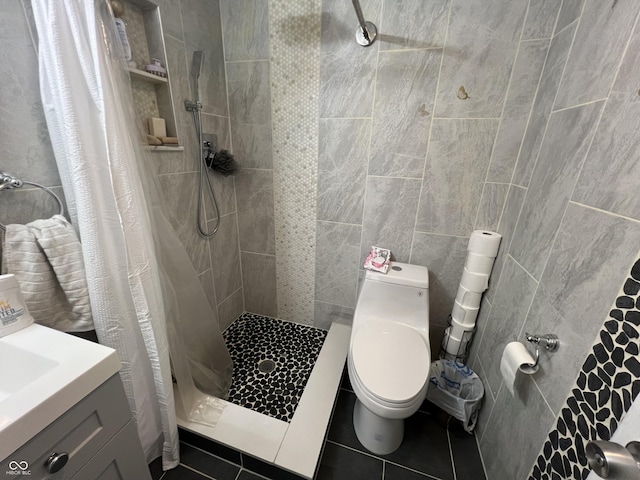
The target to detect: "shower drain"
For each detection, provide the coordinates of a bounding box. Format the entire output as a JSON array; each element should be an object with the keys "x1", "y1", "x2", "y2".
[{"x1": 258, "y1": 359, "x2": 276, "y2": 373}]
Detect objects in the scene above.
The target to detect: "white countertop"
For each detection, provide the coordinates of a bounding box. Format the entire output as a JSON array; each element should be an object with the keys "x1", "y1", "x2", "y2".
[{"x1": 0, "y1": 324, "x2": 120, "y2": 460}]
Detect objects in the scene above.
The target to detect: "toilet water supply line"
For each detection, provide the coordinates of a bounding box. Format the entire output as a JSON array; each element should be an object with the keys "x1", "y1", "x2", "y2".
[{"x1": 185, "y1": 50, "x2": 220, "y2": 238}]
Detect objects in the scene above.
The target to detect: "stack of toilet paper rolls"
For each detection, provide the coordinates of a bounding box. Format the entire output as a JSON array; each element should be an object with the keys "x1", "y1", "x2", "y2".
[{"x1": 443, "y1": 230, "x2": 502, "y2": 360}]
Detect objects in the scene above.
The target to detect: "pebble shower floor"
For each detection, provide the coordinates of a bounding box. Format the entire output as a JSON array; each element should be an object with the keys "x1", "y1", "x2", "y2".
[{"x1": 223, "y1": 313, "x2": 327, "y2": 422}]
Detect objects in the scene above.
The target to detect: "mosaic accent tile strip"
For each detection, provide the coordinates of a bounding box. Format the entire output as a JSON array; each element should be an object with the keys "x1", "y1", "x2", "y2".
[
  {"x1": 528, "y1": 258, "x2": 640, "y2": 480},
  {"x1": 268, "y1": 0, "x2": 322, "y2": 323},
  {"x1": 223, "y1": 312, "x2": 327, "y2": 422}
]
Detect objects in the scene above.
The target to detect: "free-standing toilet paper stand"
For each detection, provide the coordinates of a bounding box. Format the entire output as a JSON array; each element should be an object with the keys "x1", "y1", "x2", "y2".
[{"x1": 524, "y1": 332, "x2": 559, "y2": 369}]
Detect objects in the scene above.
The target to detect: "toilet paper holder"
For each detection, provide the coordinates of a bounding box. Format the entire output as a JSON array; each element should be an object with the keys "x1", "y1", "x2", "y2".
[{"x1": 524, "y1": 333, "x2": 559, "y2": 368}]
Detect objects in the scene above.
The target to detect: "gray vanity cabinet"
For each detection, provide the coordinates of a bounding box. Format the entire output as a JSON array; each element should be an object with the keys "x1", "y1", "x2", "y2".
[{"x1": 4, "y1": 374, "x2": 151, "y2": 480}]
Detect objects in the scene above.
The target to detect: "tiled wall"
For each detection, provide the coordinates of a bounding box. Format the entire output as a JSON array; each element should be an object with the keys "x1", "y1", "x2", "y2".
[
  {"x1": 464, "y1": 1, "x2": 640, "y2": 478},
  {"x1": 0, "y1": 0, "x2": 244, "y2": 332}
]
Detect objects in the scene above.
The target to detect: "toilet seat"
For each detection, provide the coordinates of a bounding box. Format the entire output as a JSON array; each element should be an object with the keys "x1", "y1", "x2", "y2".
[{"x1": 351, "y1": 321, "x2": 429, "y2": 405}]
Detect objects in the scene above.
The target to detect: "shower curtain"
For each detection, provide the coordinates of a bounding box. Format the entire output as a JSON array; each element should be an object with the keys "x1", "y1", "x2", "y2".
[{"x1": 31, "y1": 0, "x2": 233, "y2": 469}]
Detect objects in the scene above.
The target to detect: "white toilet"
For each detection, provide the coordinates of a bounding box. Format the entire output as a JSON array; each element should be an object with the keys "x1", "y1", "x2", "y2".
[{"x1": 347, "y1": 261, "x2": 430, "y2": 455}]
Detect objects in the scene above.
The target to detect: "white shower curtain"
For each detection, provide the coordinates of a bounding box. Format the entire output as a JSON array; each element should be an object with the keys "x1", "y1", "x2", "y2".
[{"x1": 31, "y1": 0, "x2": 232, "y2": 470}]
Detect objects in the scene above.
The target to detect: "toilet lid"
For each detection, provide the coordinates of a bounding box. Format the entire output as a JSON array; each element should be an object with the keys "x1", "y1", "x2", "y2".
[{"x1": 352, "y1": 321, "x2": 429, "y2": 403}]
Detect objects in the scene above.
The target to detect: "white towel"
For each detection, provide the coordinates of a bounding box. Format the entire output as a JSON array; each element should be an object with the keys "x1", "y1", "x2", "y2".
[{"x1": 1, "y1": 215, "x2": 94, "y2": 332}]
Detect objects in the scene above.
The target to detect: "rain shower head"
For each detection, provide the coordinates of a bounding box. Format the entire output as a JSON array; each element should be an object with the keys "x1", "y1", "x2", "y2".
[{"x1": 191, "y1": 50, "x2": 204, "y2": 103}]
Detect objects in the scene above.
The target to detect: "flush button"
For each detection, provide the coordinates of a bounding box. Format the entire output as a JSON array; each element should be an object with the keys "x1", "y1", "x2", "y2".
[{"x1": 392, "y1": 266, "x2": 402, "y2": 271}]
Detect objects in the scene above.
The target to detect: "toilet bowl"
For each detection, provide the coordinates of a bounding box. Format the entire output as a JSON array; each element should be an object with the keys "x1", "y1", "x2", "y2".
[{"x1": 347, "y1": 261, "x2": 430, "y2": 455}]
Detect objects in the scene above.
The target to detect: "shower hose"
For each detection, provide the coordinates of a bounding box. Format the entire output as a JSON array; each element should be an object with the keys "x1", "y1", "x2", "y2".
[{"x1": 191, "y1": 108, "x2": 221, "y2": 237}]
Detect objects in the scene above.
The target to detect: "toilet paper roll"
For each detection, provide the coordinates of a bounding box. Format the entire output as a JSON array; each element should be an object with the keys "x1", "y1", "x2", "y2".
[
  {"x1": 468, "y1": 230, "x2": 502, "y2": 258},
  {"x1": 464, "y1": 252, "x2": 496, "y2": 275},
  {"x1": 460, "y1": 268, "x2": 490, "y2": 293},
  {"x1": 454, "y1": 286, "x2": 483, "y2": 309},
  {"x1": 451, "y1": 301, "x2": 480, "y2": 328},
  {"x1": 443, "y1": 326, "x2": 472, "y2": 357},
  {"x1": 500, "y1": 342, "x2": 538, "y2": 396}
]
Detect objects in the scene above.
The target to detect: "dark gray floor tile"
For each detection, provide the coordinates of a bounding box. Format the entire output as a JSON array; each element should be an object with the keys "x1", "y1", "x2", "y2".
[
  {"x1": 327, "y1": 390, "x2": 360, "y2": 449},
  {"x1": 242, "y1": 454, "x2": 305, "y2": 480},
  {"x1": 237, "y1": 470, "x2": 269, "y2": 480},
  {"x1": 341, "y1": 366, "x2": 353, "y2": 392},
  {"x1": 179, "y1": 428, "x2": 242, "y2": 465},
  {"x1": 382, "y1": 412, "x2": 454, "y2": 480},
  {"x1": 317, "y1": 442, "x2": 383, "y2": 480},
  {"x1": 384, "y1": 463, "x2": 436, "y2": 479},
  {"x1": 162, "y1": 465, "x2": 210, "y2": 480},
  {"x1": 179, "y1": 442, "x2": 240, "y2": 480},
  {"x1": 148, "y1": 456, "x2": 163, "y2": 480},
  {"x1": 448, "y1": 423, "x2": 486, "y2": 480}
]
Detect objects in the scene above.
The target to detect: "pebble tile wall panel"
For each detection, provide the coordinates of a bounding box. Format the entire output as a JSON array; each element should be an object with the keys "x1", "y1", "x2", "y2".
[
  {"x1": 268, "y1": 0, "x2": 322, "y2": 323},
  {"x1": 528, "y1": 258, "x2": 640, "y2": 480}
]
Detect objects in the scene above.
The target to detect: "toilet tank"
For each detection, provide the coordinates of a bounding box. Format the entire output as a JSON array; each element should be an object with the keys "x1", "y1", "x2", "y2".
[{"x1": 355, "y1": 262, "x2": 429, "y2": 332}]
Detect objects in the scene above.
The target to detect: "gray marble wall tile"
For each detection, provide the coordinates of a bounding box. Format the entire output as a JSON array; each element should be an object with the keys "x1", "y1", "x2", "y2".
[
  {"x1": 226, "y1": 61, "x2": 273, "y2": 170},
  {"x1": 235, "y1": 169, "x2": 275, "y2": 255},
  {"x1": 416, "y1": 119, "x2": 499, "y2": 236},
  {"x1": 573, "y1": 93, "x2": 640, "y2": 220},
  {"x1": 159, "y1": 172, "x2": 211, "y2": 273},
  {"x1": 379, "y1": 0, "x2": 449, "y2": 50},
  {"x1": 409, "y1": 233, "x2": 468, "y2": 327},
  {"x1": 181, "y1": 0, "x2": 228, "y2": 116},
  {"x1": 475, "y1": 183, "x2": 509, "y2": 232},
  {"x1": 523, "y1": 202, "x2": 640, "y2": 412},
  {"x1": 554, "y1": 0, "x2": 638, "y2": 110},
  {"x1": 486, "y1": 39, "x2": 549, "y2": 183},
  {"x1": 220, "y1": 0, "x2": 269, "y2": 61},
  {"x1": 429, "y1": 324, "x2": 447, "y2": 362},
  {"x1": 198, "y1": 269, "x2": 218, "y2": 312},
  {"x1": 315, "y1": 222, "x2": 361, "y2": 308},
  {"x1": 360, "y1": 177, "x2": 421, "y2": 263},
  {"x1": 485, "y1": 185, "x2": 526, "y2": 303},
  {"x1": 151, "y1": 150, "x2": 185, "y2": 175},
  {"x1": 555, "y1": 0, "x2": 584, "y2": 34},
  {"x1": 512, "y1": 24, "x2": 575, "y2": 187},
  {"x1": 0, "y1": 186, "x2": 66, "y2": 228},
  {"x1": 612, "y1": 20, "x2": 640, "y2": 94},
  {"x1": 522, "y1": 0, "x2": 562, "y2": 40},
  {"x1": 317, "y1": 119, "x2": 369, "y2": 224},
  {"x1": 314, "y1": 301, "x2": 354, "y2": 330},
  {"x1": 435, "y1": 0, "x2": 528, "y2": 118},
  {"x1": 156, "y1": 0, "x2": 184, "y2": 40},
  {"x1": 217, "y1": 287, "x2": 244, "y2": 332},
  {"x1": 0, "y1": 5, "x2": 58, "y2": 188},
  {"x1": 241, "y1": 252, "x2": 277, "y2": 317},
  {"x1": 319, "y1": 0, "x2": 380, "y2": 118},
  {"x1": 368, "y1": 50, "x2": 441, "y2": 177},
  {"x1": 163, "y1": 35, "x2": 198, "y2": 166},
  {"x1": 480, "y1": 375, "x2": 555, "y2": 479},
  {"x1": 510, "y1": 101, "x2": 603, "y2": 279},
  {"x1": 478, "y1": 256, "x2": 538, "y2": 397},
  {"x1": 210, "y1": 213, "x2": 243, "y2": 303}
]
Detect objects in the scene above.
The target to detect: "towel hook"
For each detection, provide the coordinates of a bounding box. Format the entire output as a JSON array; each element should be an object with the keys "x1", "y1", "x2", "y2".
[
  {"x1": 524, "y1": 333, "x2": 559, "y2": 369},
  {"x1": 0, "y1": 172, "x2": 65, "y2": 232}
]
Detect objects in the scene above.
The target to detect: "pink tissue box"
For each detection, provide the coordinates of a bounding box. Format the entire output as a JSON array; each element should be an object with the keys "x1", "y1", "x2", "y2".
[{"x1": 364, "y1": 246, "x2": 391, "y2": 274}]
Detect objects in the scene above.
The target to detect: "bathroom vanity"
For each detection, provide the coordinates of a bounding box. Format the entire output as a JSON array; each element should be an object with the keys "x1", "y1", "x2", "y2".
[{"x1": 0, "y1": 324, "x2": 151, "y2": 479}]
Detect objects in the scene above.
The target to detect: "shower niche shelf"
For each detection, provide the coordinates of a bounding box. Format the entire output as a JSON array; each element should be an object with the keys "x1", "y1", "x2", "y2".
[
  {"x1": 126, "y1": 67, "x2": 168, "y2": 85},
  {"x1": 120, "y1": 0, "x2": 180, "y2": 151}
]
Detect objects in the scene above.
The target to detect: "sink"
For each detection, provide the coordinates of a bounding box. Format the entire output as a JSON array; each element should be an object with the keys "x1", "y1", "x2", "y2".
[
  {"x1": 0, "y1": 323, "x2": 121, "y2": 461},
  {"x1": 0, "y1": 343, "x2": 59, "y2": 402}
]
